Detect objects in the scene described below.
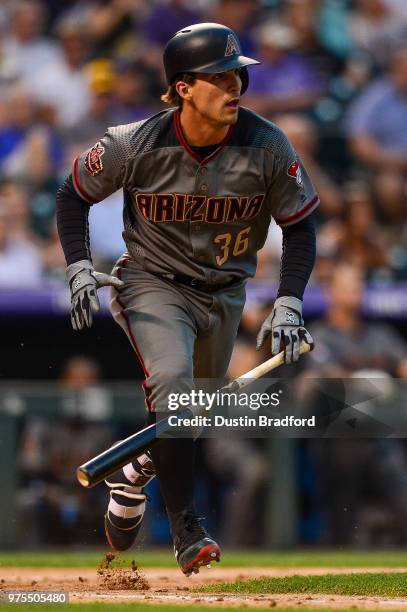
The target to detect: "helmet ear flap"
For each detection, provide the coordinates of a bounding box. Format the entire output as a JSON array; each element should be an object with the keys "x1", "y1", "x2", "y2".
[{"x1": 240, "y1": 67, "x2": 249, "y2": 95}]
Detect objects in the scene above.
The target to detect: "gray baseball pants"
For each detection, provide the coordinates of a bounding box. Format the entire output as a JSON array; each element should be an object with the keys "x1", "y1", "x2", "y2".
[{"x1": 110, "y1": 254, "x2": 246, "y2": 414}]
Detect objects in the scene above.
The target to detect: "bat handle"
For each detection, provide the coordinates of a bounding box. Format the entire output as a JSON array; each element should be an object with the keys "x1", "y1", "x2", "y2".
[
  {"x1": 76, "y1": 421, "x2": 159, "y2": 488},
  {"x1": 76, "y1": 409, "x2": 193, "y2": 488}
]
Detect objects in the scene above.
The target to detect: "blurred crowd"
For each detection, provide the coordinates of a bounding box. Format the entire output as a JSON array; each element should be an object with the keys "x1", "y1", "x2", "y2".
[
  {"x1": 0, "y1": 0, "x2": 407, "y2": 284},
  {"x1": 6, "y1": 0, "x2": 407, "y2": 549},
  {"x1": 15, "y1": 262, "x2": 407, "y2": 548},
  {"x1": 18, "y1": 356, "x2": 115, "y2": 546}
]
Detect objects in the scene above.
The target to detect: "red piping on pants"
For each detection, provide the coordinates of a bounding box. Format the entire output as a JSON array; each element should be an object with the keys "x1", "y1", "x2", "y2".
[{"x1": 115, "y1": 258, "x2": 154, "y2": 412}]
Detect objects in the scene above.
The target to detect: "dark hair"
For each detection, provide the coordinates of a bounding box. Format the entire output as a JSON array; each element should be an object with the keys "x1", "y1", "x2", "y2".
[{"x1": 161, "y1": 73, "x2": 196, "y2": 107}]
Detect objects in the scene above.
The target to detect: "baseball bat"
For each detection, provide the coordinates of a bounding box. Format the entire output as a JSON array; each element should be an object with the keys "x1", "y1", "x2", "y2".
[{"x1": 76, "y1": 341, "x2": 312, "y2": 488}]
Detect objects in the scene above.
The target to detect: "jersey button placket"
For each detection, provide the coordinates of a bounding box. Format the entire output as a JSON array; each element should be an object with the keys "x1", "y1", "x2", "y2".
[
  {"x1": 191, "y1": 165, "x2": 208, "y2": 268},
  {"x1": 198, "y1": 164, "x2": 208, "y2": 194}
]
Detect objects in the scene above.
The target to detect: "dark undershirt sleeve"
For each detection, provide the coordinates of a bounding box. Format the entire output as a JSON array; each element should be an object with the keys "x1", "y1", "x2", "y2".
[
  {"x1": 56, "y1": 174, "x2": 92, "y2": 265},
  {"x1": 276, "y1": 212, "x2": 316, "y2": 301}
]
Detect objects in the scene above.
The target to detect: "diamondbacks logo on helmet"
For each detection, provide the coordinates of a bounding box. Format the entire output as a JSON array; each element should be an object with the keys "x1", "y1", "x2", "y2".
[
  {"x1": 225, "y1": 34, "x2": 240, "y2": 56},
  {"x1": 85, "y1": 142, "x2": 105, "y2": 176},
  {"x1": 287, "y1": 160, "x2": 303, "y2": 187}
]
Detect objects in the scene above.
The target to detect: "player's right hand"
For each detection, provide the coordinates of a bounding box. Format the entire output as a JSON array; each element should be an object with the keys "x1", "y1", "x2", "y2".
[{"x1": 66, "y1": 259, "x2": 124, "y2": 330}]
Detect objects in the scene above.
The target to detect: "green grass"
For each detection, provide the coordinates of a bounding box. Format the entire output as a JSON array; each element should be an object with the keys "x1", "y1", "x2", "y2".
[
  {"x1": 0, "y1": 550, "x2": 173, "y2": 569},
  {"x1": 198, "y1": 572, "x2": 407, "y2": 597},
  {"x1": 2, "y1": 549, "x2": 407, "y2": 568}
]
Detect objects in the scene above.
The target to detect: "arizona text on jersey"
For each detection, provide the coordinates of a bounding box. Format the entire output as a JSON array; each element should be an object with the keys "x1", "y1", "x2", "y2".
[{"x1": 73, "y1": 107, "x2": 319, "y2": 286}]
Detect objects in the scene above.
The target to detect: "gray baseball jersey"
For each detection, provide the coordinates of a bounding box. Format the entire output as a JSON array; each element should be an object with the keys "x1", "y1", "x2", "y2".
[{"x1": 72, "y1": 107, "x2": 319, "y2": 286}]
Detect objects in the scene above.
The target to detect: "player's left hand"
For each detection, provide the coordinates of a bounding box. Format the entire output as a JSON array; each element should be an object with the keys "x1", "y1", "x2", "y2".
[
  {"x1": 66, "y1": 259, "x2": 124, "y2": 331},
  {"x1": 256, "y1": 296, "x2": 314, "y2": 364}
]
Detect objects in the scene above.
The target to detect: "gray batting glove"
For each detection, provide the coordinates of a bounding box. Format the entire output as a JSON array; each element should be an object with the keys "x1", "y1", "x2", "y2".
[
  {"x1": 66, "y1": 259, "x2": 124, "y2": 331},
  {"x1": 256, "y1": 296, "x2": 314, "y2": 364}
]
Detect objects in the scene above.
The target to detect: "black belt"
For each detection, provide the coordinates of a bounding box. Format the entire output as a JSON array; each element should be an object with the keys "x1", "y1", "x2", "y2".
[{"x1": 159, "y1": 273, "x2": 241, "y2": 292}]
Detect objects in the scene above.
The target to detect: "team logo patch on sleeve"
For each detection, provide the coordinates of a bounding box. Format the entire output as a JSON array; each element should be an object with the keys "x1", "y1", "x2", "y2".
[
  {"x1": 287, "y1": 160, "x2": 303, "y2": 187},
  {"x1": 85, "y1": 142, "x2": 105, "y2": 176}
]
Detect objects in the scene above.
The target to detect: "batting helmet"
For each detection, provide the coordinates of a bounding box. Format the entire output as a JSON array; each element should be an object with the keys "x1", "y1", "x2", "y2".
[{"x1": 163, "y1": 22, "x2": 260, "y2": 95}]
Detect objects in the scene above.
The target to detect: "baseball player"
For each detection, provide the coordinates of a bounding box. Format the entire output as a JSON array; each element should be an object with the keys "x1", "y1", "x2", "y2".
[{"x1": 56, "y1": 23, "x2": 318, "y2": 576}]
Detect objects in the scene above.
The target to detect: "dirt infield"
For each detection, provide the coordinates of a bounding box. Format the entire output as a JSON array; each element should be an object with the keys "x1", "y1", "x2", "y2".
[{"x1": 3, "y1": 564, "x2": 407, "y2": 609}]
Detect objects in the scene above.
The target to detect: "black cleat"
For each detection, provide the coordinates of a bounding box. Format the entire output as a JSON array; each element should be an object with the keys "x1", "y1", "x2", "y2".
[
  {"x1": 169, "y1": 508, "x2": 221, "y2": 576},
  {"x1": 104, "y1": 452, "x2": 155, "y2": 552}
]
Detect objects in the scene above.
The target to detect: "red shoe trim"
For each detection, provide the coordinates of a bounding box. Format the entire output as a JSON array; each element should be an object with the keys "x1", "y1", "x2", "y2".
[{"x1": 181, "y1": 543, "x2": 221, "y2": 575}]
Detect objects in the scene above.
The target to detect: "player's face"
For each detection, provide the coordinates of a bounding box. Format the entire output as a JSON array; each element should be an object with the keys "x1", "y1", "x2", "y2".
[{"x1": 188, "y1": 69, "x2": 242, "y2": 126}]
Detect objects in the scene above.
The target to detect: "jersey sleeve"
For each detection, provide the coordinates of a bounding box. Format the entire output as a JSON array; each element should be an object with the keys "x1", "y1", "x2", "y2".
[
  {"x1": 72, "y1": 125, "x2": 133, "y2": 203},
  {"x1": 268, "y1": 130, "x2": 320, "y2": 227}
]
